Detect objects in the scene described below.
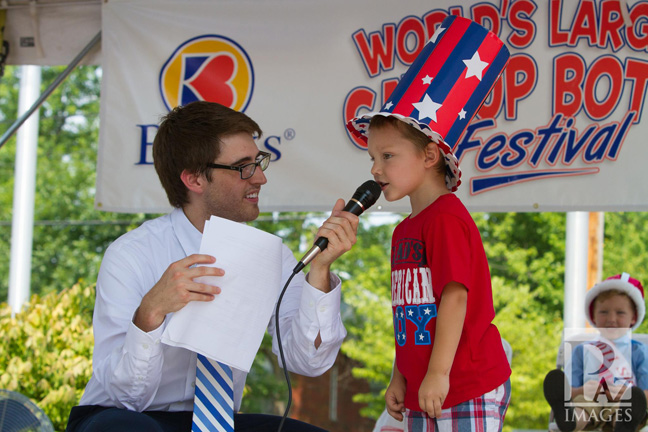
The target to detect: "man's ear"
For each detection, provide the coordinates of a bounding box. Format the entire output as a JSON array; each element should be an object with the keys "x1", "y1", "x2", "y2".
[{"x1": 180, "y1": 169, "x2": 206, "y2": 194}]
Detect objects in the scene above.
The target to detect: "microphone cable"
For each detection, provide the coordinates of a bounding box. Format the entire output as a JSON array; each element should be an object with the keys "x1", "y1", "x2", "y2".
[
  {"x1": 275, "y1": 269, "x2": 299, "y2": 432},
  {"x1": 273, "y1": 180, "x2": 381, "y2": 431}
]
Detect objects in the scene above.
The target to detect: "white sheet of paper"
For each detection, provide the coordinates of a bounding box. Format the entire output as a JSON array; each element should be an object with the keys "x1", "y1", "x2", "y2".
[{"x1": 161, "y1": 215, "x2": 283, "y2": 372}]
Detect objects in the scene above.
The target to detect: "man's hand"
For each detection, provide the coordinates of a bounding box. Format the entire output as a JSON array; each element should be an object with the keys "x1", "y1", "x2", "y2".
[
  {"x1": 134, "y1": 254, "x2": 224, "y2": 332},
  {"x1": 313, "y1": 199, "x2": 359, "y2": 265},
  {"x1": 307, "y1": 199, "x2": 359, "y2": 292},
  {"x1": 419, "y1": 371, "x2": 449, "y2": 418},
  {"x1": 386, "y1": 373, "x2": 407, "y2": 421}
]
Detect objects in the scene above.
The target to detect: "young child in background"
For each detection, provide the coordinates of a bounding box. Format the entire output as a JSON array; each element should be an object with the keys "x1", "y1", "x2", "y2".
[
  {"x1": 544, "y1": 273, "x2": 648, "y2": 432},
  {"x1": 347, "y1": 15, "x2": 512, "y2": 432}
]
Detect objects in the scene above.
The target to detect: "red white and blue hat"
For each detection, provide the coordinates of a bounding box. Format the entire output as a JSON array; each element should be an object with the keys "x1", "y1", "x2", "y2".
[
  {"x1": 347, "y1": 15, "x2": 510, "y2": 192},
  {"x1": 585, "y1": 273, "x2": 646, "y2": 331}
]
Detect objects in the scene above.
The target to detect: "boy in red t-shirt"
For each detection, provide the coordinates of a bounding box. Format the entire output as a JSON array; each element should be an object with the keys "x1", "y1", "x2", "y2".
[{"x1": 347, "y1": 15, "x2": 512, "y2": 432}]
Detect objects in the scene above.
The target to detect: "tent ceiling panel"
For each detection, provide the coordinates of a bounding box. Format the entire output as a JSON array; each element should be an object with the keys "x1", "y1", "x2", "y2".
[{"x1": 4, "y1": 0, "x2": 101, "y2": 66}]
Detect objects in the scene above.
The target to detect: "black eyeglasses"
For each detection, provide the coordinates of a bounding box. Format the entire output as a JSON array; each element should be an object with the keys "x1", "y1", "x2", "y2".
[{"x1": 206, "y1": 151, "x2": 271, "y2": 180}]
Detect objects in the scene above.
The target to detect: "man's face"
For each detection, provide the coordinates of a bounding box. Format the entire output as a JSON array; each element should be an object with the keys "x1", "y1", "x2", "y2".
[{"x1": 202, "y1": 132, "x2": 268, "y2": 222}]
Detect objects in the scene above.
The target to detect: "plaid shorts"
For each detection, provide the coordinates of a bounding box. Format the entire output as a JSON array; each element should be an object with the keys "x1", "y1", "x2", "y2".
[{"x1": 404, "y1": 379, "x2": 511, "y2": 432}]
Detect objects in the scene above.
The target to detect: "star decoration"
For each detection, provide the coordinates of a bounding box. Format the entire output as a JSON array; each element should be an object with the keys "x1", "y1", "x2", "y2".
[
  {"x1": 384, "y1": 101, "x2": 393, "y2": 110},
  {"x1": 413, "y1": 94, "x2": 442, "y2": 122},
  {"x1": 458, "y1": 108, "x2": 467, "y2": 120},
  {"x1": 408, "y1": 309, "x2": 414, "y2": 316},
  {"x1": 424, "y1": 307, "x2": 431, "y2": 315},
  {"x1": 419, "y1": 334, "x2": 425, "y2": 341},
  {"x1": 463, "y1": 51, "x2": 489, "y2": 81},
  {"x1": 422, "y1": 75, "x2": 433, "y2": 85},
  {"x1": 430, "y1": 26, "x2": 446, "y2": 43}
]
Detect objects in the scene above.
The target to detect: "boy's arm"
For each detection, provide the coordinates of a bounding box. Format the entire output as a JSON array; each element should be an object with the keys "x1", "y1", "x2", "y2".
[
  {"x1": 386, "y1": 363, "x2": 407, "y2": 421},
  {"x1": 419, "y1": 281, "x2": 467, "y2": 418}
]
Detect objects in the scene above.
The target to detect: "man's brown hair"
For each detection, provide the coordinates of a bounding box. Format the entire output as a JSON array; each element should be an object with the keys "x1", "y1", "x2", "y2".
[{"x1": 153, "y1": 101, "x2": 262, "y2": 208}]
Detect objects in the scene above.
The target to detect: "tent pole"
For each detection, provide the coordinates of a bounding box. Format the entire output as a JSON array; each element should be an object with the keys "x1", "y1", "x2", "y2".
[
  {"x1": 0, "y1": 31, "x2": 101, "y2": 150},
  {"x1": 8, "y1": 65, "x2": 41, "y2": 316},
  {"x1": 564, "y1": 211, "x2": 589, "y2": 330}
]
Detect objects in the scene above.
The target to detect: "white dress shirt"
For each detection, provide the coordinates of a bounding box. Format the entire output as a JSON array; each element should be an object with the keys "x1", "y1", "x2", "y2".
[{"x1": 79, "y1": 208, "x2": 346, "y2": 412}]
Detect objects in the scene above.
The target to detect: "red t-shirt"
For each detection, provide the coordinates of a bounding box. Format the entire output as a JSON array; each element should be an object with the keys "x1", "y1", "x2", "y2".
[{"x1": 391, "y1": 194, "x2": 511, "y2": 411}]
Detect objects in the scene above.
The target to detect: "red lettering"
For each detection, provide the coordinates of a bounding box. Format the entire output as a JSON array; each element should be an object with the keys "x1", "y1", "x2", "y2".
[
  {"x1": 423, "y1": 10, "x2": 448, "y2": 40},
  {"x1": 396, "y1": 17, "x2": 426, "y2": 65},
  {"x1": 472, "y1": 3, "x2": 501, "y2": 35},
  {"x1": 627, "y1": 3, "x2": 648, "y2": 51},
  {"x1": 584, "y1": 56, "x2": 624, "y2": 120},
  {"x1": 599, "y1": 0, "x2": 625, "y2": 51},
  {"x1": 625, "y1": 58, "x2": 648, "y2": 123},
  {"x1": 352, "y1": 25, "x2": 396, "y2": 78},
  {"x1": 569, "y1": 0, "x2": 598, "y2": 46},
  {"x1": 554, "y1": 53, "x2": 585, "y2": 117},
  {"x1": 549, "y1": 0, "x2": 569, "y2": 45},
  {"x1": 343, "y1": 87, "x2": 377, "y2": 149},
  {"x1": 507, "y1": 0, "x2": 537, "y2": 48},
  {"x1": 382, "y1": 78, "x2": 399, "y2": 104},
  {"x1": 449, "y1": 7, "x2": 463, "y2": 18},
  {"x1": 504, "y1": 54, "x2": 537, "y2": 120}
]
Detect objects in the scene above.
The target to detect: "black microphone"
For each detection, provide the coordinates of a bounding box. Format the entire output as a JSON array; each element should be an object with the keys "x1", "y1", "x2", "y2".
[{"x1": 293, "y1": 180, "x2": 382, "y2": 273}]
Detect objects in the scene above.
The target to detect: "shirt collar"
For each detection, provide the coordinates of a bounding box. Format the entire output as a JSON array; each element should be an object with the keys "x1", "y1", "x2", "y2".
[{"x1": 170, "y1": 207, "x2": 203, "y2": 257}]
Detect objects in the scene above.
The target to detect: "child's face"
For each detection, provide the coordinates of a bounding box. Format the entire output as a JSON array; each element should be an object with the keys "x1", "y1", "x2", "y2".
[
  {"x1": 593, "y1": 294, "x2": 637, "y2": 338},
  {"x1": 367, "y1": 124, "x2": 428, "y2": 202}
]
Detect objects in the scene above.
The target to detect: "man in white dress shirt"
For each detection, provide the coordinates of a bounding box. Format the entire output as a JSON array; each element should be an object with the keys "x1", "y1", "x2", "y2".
[{"x1": 65, "y1": 101, "x2": 358, "y2": 432}]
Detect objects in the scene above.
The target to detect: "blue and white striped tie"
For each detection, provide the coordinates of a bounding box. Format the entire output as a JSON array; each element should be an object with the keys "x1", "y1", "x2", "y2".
[{"x1": 192, "y1": 353, "x2": 234, "y2": 432}]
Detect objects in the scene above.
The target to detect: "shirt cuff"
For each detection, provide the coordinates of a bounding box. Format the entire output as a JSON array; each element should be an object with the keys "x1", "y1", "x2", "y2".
[
  {"x1": 124, "y1": 320, "x2": 165, "y2": 360},
  {"x1": 300, "y1": 272, "x2": 342, "y2": 343}
]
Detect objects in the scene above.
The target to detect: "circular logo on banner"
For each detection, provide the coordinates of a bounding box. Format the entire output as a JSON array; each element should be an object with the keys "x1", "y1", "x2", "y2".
[{"x1": 159, "y1": 35, "x2": 254, "y2": 112}]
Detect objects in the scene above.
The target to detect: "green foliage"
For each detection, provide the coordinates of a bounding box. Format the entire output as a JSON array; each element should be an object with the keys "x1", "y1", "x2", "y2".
[
  {"x1": 603, "y1": 212, "x2": 648, "y2": 308},
  {"x1": 0, "y1": 65, "x2": 157, "y2": 300},
  {"x1": 338, "y1": 220, "x2": 398, "y2": 419},
  {"x1": 0, "y1": 284, "x2": 95, "y2": 431}
]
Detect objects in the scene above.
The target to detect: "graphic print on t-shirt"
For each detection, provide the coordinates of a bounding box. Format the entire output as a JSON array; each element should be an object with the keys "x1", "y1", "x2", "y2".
[{"x1": 392, "y1": 237, "x2": 437, "y2": 347}]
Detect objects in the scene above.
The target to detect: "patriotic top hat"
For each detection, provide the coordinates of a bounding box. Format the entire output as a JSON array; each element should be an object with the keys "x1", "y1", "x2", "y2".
[
  {"x1": 347, "y1": 15, "x2": 510, "y2": 192},
  {"x1": 585, "y1": 273, "x2": 646, "y2": 331}
]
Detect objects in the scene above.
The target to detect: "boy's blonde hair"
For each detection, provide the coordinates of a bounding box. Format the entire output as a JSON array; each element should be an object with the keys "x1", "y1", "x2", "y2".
[{"x1": 369, "y1": 115, "x2": 446, "y2": 177}]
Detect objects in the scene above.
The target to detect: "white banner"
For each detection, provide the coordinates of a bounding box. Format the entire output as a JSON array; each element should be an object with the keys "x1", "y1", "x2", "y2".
[{"x1": 96, "y1": 0, "x2": 648, "y2": 213}]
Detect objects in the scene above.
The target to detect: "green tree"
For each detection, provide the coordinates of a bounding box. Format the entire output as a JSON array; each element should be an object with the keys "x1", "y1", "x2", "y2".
[{"x1": 0, "y1": 65, "x2": 155, "y2": 301}]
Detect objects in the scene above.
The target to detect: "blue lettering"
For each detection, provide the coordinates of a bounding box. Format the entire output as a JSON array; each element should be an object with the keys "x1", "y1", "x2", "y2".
[
  {"x1": 405, "y1": 304, "x2": 436, "y2": 345},
  {"x1": 477, "y1": 134, "x2": 507, "y2": 170},
  {"x1": 585, "y1": 124, "x2": 616, "y2": 162},
  {"x1": 563, "y1": 124, "x2": 596, "y2": 164},
  {"x1": 529, "y1": 115, "x2": 563, "y2": 167},
  {"x1": 263, "y1": 136, "x2": 282, "y2": 161},
  {"x1": 501, "y1": 131, "x2": 534, "y2": 167},
  {"x1": 453, "y1": 119, "x2": 494, "y2": 161},
  {"x1": 607, "y1": 111, "x2": 635, "y2": 159},
  {"x1": 546, "y1": 118, "x2": 575, "y2": 165},
  {"x1": 394, "y1": 306, "x2": 406, "y2": 346},
  {"x1": 136, "y1": 124, "x2": 159, "y2": 165}
]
